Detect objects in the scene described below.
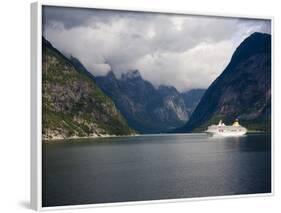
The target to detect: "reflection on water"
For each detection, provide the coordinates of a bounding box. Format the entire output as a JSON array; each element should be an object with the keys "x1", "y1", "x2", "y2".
[{"x1": 43, "y1": 133, "x2": 271, "y2": 207}]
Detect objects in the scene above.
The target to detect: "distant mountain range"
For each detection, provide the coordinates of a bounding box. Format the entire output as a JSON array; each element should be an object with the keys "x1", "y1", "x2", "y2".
[
  {"x1": 175, "y1": 32, "x2": 271, "y2": 132},
  {"x1": 94, "y1": 70, "x2": 204, "y2": 133},
  {"x1": 42, "y1": 31, "x2": 271, "y2": 137},
  {"x1": 42, "y1": 37, "x2": 134, "y2": 140},
  {"x1": 182, "y1": 89, "x2": 206, "y2": 114}
]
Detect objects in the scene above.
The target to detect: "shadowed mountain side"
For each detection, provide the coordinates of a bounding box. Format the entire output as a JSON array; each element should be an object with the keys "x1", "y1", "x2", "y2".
[
  {"x1": 182, "y1": 89, "x2": 206, "y2": 114},
  {"x1": 70, "y1": 56, "x2": 207, "y2": 134},
  {"x1": 95, "y1": 70, "x2": 190, "y2": 133},
  {"x1": 174, "y1": 32, "x2": 271, "y2": 133}
]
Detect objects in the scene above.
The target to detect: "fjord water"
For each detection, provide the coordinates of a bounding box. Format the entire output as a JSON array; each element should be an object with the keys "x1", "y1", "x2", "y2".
[{"x1": 42, "y1": 133, "x2": 271, "y2": 207}]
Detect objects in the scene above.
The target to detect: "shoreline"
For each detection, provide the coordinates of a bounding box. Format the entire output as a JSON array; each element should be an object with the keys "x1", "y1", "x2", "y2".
[
  {"x1": 43, "y1": 131, "x2": 270, "y2": 142},
  {"x1": 43, "y1": 133, "x2": 140, "y2": 142},
  {"x1": 42, "y1": 132, "x2": 202, "y2": 142}
]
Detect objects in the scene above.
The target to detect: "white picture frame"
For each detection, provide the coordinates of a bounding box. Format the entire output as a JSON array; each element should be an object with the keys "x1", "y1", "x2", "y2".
[{"x1": 31, "y1": 1, "x2": 274, "y2": 211}]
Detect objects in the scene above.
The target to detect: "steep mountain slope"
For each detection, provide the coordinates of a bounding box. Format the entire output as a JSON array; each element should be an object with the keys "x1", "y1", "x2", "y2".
[
  {"x1": 95, "y1": 70, "x2": 189, "y2": 133},
  {"x1": 176, "y1": 32, "x2": 271, "y2": 132},
  {"x1": 42, "y1": 37, "x2": 134, "y2": 140},
  {"x1": 182, "y1": 89, "x2": 206, "y2": 113}
]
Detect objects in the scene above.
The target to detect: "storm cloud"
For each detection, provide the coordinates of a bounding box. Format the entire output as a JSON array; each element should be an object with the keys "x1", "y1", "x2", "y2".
[{"x1": 43, "y1": 6, "x2": 271, "y2": 91}]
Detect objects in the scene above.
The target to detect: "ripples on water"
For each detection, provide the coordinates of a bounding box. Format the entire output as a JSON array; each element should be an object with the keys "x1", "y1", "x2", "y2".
[{"x1": 43, "y1": 133, "x2": 271, "y2": 207}]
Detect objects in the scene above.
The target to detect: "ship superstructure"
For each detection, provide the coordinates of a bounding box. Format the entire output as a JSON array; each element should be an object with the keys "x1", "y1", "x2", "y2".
[{"x1": 206, "y1": 119, "x2": 247, "y2": 136}]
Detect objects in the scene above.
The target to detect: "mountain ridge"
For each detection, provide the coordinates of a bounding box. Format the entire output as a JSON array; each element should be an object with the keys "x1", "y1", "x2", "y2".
[
  {"x1": 42, "y1": 37, "x2": 134, "y2": 140},
  {"x1": 95, "y1": 70, "x2": 197, "y2": 133},
  {"x1": 175, "y1": 32, "x2": 271, "y2": 133}
]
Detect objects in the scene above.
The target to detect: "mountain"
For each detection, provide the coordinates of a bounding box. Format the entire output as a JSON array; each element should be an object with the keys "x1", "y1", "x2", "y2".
[
  {"x1": 69, "y1": 56, "x2": 96, "y2": 82},
  {"x1": 95, "y1": 70, "x2": 190, "y2": 133},
  {"x1": 42, "y1": 37, "x2": 134, "y2": 140},
  {"x1": 176, "y1": 32, "x2": 271, "y2": 132},
  {"x1": 182, "y1": 89, "x2": 206, "y2": 113}
]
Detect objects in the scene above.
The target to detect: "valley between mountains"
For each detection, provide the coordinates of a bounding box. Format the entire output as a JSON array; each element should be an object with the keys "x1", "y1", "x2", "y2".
[{"x1": 42, "y1": 32, "x2": 271, "y2": 140}]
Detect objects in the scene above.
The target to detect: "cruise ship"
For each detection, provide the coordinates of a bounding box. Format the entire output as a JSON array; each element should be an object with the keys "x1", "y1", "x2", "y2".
[{"x1": 206, "y1": 119, "x2": 247, "y2": 137}]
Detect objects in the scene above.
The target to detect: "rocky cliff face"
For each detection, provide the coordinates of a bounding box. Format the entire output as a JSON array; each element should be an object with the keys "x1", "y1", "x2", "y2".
[
  {"x1": 176, "y1": 32, "x2": 271, "y2": 132},
  {"x1": 95, "y1": 70, "x2": 190, "y2": 133},
  {"x1": 42, "y1": 38, "x2": 134, "y2": 140},
  {"x1": 182, "y1": 89, "x2": 206, "y2": 114}
]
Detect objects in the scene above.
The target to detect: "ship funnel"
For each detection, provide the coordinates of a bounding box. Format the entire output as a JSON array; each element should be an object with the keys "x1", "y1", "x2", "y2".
[{"x1": 232, "y1": 119, "x2": 240, "y2": 126}]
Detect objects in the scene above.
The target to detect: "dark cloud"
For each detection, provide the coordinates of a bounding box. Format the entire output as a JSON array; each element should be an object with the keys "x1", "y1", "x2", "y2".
[
  {"x1": 43, "y1": 6, "x2": 156, "y2": 29},
  {"x1": 43, "y1": 6, "x2": 93, "y2": 29},
  {"x1": 43, "y1": 6, "x2": 271, "y2": 91}
]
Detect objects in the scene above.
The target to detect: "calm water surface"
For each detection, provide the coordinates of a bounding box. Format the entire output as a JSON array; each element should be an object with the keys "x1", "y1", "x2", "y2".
[{"x1": 42, "y1": 133, "x2": 271, "y2": 207}]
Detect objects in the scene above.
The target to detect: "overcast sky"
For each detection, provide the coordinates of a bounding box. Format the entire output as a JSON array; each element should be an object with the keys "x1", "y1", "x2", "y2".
[{"x1": 43, "y1": 6, "x2": 271, "y2": 92}]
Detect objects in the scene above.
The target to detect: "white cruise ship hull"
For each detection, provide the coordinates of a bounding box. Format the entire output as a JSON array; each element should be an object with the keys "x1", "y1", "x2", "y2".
[
  {"x1": 206, "y1": 130, "x2": 246, "y2": 137},
  {"x1": 206, "y1": 120, "x2": 247, "y2": 137}
]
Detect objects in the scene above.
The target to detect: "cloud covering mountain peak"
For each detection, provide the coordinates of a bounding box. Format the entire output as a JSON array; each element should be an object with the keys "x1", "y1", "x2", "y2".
[{"x1": 43, "y1": 6, "x2": 271, "y2": 91}]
